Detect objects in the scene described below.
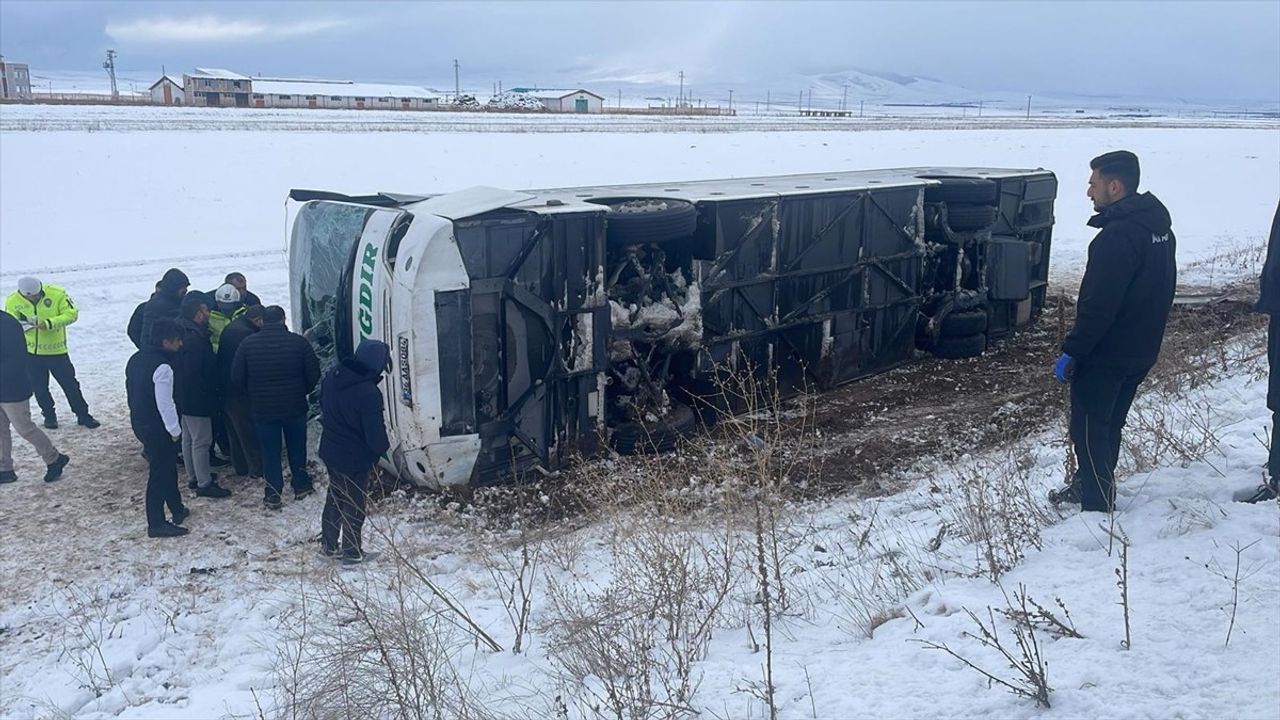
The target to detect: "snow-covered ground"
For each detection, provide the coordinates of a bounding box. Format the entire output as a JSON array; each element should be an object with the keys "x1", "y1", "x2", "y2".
[{"x1": 0, "y1": 109, "x2": 1277, "y2": 718}]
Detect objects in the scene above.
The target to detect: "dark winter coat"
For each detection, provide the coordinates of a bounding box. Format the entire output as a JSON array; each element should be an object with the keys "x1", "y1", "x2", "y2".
[
  {"x1": 231, "y1": 324, "x2": 321, "y2": 420},
  {"x1": 0, "y1": 310, "x2": 33, "y2": 403},
  {"x1": 174, "y1": 319, "x2": 218, "y2": 417},
  {"x1": 127, "y1": 296, "x2": 150, "y2": 349},
  {"x1": 1063, "y1": 192, "x2": 1177, "y2": 371},
  {"x1": 126, "y1": 348, "x2": 172, "y2": 437},
  {"x1": 216, "y1": 315, "x2": 259, "y2": 397},
  {"x1": 319, "y1": 340, "x2": 391, "y2": 475},
  {"x1": 140, "y1": 292, "x2": 183, "y2": 353},
  {"x1": 1256, "y1": 202, "x2": 1280, "y2": 315}
]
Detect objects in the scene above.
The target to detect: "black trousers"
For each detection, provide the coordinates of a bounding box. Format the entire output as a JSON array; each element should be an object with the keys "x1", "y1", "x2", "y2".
[
  {"x1": 27, "y1": 353, "x2": 89, "y2": 420},
  {"x1": 1070, "y1": 363, "x2": 1150, "y2": 512},
  {"x1": 137, "y1": 429, "x2": 184, "y2": 529},
  {"x1": 1267, "y1": 314, "x2": 1280, "y2": 481},
  {"x1": 321, "y1": 465, "x2": 369, "y2": 556}
]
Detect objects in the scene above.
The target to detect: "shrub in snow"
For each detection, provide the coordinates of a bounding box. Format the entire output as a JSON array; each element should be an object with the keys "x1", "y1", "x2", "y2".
[{"x1": 487, "y1": 92, "x2": 546, "y2": 110}]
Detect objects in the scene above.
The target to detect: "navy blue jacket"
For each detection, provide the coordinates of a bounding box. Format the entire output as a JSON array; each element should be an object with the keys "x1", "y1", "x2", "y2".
[{"x1": 318, "y1": 341, "x2": 391, "y2": 475}]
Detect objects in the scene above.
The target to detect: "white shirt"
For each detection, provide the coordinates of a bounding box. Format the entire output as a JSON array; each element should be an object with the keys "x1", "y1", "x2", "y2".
[{"x1": 152, "y1": 364, "x2": 181, "y2": 437}]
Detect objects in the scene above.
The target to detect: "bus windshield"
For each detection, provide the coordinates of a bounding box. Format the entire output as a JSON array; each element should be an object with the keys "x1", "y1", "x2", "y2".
[{"x1": 289, "y1": 202, "x2": 376, "y2": 375}]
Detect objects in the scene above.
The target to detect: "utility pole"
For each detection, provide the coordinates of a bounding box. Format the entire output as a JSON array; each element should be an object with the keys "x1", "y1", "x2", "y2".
[
  {"x1": 978, "y1": 99, "x2": 983, "y2": 117},
  {"x1": 453, "y1": 59, "x2": 460, "y2": 101},
  {"x1": 103, "y1": 49, "x2": 118, "y2": 101},
  {"x1": 798, "y1": 91, "x2": 803, "y2": 113},
  {"x1": 841, "y1": 83, "x2": 848, "y2": 112},
  {"x1": 807, "y1": 87, "x2": 813, "y2": 111},
  {"x1": 859, "y1": 100, "x2": 864, "y2": 118},
  {"x1": 728, "y1": 89, "x2": 733, "y2": 112},
  {"x1": 1026, "y1": 94, "x2": 1031, "y2": 119},
  {"x1": 617, "y1": 88, "x2": 621, "y2": 109},
  {"x1": 766, "y1": 90, "x2": 771, "y2": 113},
  {"x1": 678, "y1": 70, "x2": 684, "y2": 108}
]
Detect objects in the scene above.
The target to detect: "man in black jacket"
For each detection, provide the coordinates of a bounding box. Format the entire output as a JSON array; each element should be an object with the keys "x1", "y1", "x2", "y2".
[
  {"x1": 318, "y1": 339, "x2": 391, "y2": 563},
  {"x1": 175, "y1": 295, "x2": 231, "y2": 498},
  {"x1": 1236, "y1": 202, "x2": 1280, "y2": 503},
  {"x1": 140, "y1": 268, "x2": 190, "y2": 355},
  {"x1": 232, "y1": 305, "x2": 320, "y2": 509},
  {"x1": 216, "y1": 304, "x2": 264, "y2": 478},
  {"x1": 128, "y1": 283, "x2": 160, "y2": 350},
  {"x1": 127, "y1": 318, "x2": 190, "y2": 538},
  {"x1": 0, "y1": 310, "x2": 68, "y2": 483},
  {"x1": 1051, "y1": 150, "x2": 1177, "y2": 513}
]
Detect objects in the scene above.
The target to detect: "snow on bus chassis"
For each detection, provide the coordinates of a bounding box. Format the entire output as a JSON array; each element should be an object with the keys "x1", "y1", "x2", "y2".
[{"x1": 287, "y1": 167, "x2": 1057, "y2": 490}]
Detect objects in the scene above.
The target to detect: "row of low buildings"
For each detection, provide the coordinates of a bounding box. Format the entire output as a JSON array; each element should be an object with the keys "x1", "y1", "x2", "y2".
[
  {"x1": 149, "y1": 68, "x2": 607, "y2": 113},
  {"x1": 3, "y1": 60, "x2": 611, "y2": 113}
]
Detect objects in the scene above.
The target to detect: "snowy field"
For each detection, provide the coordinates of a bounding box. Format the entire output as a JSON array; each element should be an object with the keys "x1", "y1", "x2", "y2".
[{"x1": 0, "y1": 107, "x2": 1278, "y2": 718}]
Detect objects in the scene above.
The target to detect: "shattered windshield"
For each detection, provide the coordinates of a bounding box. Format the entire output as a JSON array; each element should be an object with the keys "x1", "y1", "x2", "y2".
[{"x1": 290, "y1": 202, "x2": 376, "y2": 376}]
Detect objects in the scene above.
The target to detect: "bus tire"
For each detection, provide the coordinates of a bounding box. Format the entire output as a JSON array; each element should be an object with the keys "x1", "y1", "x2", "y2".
[
  {"x1": 929, "y1": 332, "x2": 987, "y2": 359},
  {"x1": 589, "y1": 197, "x2": 699, "y2": 248}
]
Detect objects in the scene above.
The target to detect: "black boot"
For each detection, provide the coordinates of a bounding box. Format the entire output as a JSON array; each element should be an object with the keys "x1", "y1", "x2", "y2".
[
  {"x1": 1233, "y1": 479, "x2": 1279, "y2": 503},
  {"x1": 148, "y1": 522, "x2": 190, "y2": 538},
  {"x1": 0, "y1": 470, "x2": 16, "y2": 484},
  {"x1": 77, "y1": 414, "x2": 100, "y2": 429},
  {"x1": 43, "y1": 454, "x2": 69, "y2": 482},
  {"x1": 196, "y1": 481, "x2": 232, "y2": 498},
  {"x1": 43, "y1": 416, "x2": 57, "y2": 429}
]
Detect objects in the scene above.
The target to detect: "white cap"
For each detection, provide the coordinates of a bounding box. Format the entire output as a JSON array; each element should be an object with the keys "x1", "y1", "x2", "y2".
[
  {"x1": 17, "y1": 277, "x2": 41, "y2": 295},
  {"x1": 215, "y1": 283, "x2": 241, "y2": 304}
]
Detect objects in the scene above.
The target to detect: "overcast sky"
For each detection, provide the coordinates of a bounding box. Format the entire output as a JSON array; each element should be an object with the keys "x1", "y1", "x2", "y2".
[{"x1": 2, "y1": 0, "x2": 1277, "y2": 102}]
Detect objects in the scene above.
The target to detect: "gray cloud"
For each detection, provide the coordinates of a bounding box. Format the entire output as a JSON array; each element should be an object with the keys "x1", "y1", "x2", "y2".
[
  {"x1": 105, "y1": 15, "x2": 350, "y2": 44},
  {"x1": 1, "y1": 0, "x2": 1276, "y2": 103}
]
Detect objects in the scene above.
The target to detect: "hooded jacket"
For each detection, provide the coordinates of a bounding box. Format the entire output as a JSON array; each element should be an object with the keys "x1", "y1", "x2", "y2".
[
  {"x1": 140, "y1": 269, "x2": 190, "y2": 353},
  {"x1": 318, "y1": 340, "x2": 391, "y2": 475},
  {"x1": 127, "y1": 294, "x2": 153, "y2": 349},
  {"x1": 0, "y1": 310, "x2": 33, "y2": 402},
  {"x1": 1063, "y1": 192, "x2": 1177, "y2": 370},
  {"x1": 1255, "y1": 202, "x2": 1280, "y2": 314},
  {"x1": 3, "y1": 284, "x2": 79, "y2": 356}
]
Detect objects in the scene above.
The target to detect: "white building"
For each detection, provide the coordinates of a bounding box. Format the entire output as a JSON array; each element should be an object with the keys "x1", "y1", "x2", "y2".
[
  {"x1": 0, "y1": 58, "x2": 33, "y2": 100},
  {"x1": 250, "y1": 78, "x2": 443, "y2": 110},
  {"x1": 149, "y1": 75, "x2": 184, "y2": 105},
  {"x1": 510, "y1": 88, "x2": 604, "y2": 113}
]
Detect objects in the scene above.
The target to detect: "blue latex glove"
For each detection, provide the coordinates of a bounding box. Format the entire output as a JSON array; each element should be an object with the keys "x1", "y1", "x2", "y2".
[{"x1": 1054, "y1": 353, "x2": 1075, "y2": 384}]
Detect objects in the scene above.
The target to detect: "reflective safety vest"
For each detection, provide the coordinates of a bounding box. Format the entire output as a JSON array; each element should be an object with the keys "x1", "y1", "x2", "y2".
[
  {"x1": 209, "y1": 304, "x2": 245, "y2": 352},
  {"x1": 3, "y1": 285, "x2": 80, "y2": 356}
]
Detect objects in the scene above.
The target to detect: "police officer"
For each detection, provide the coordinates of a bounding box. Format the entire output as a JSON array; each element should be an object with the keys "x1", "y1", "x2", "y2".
[{"x1": 3, "y1": 277, "x2": 98, "y2": 429}]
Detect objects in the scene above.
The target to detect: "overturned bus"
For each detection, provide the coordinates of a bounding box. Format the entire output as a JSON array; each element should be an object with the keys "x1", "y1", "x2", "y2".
[{"x1": 288, "y1": 167, "x2": 1057, "y2": 489}]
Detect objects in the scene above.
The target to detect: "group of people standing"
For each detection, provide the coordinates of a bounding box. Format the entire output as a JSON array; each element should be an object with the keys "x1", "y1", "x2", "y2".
[{"x1": 122, "y1": 268, "x2": 390, "y2": 563}]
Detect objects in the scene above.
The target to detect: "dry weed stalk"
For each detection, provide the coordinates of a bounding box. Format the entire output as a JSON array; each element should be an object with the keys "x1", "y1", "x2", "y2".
[
  {"x1": 273, "y1": 522, "x2": 502, "y2": 720},
  {"x1": 942, "y1": 441, "x2": 1054, "y2": 580},
  {"x1": 917, "y1": 585, "x2": 1053, "y2": 708},
  {"x1": 1202, "y1": 538, "x2": 1264, "y2": 647}
]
